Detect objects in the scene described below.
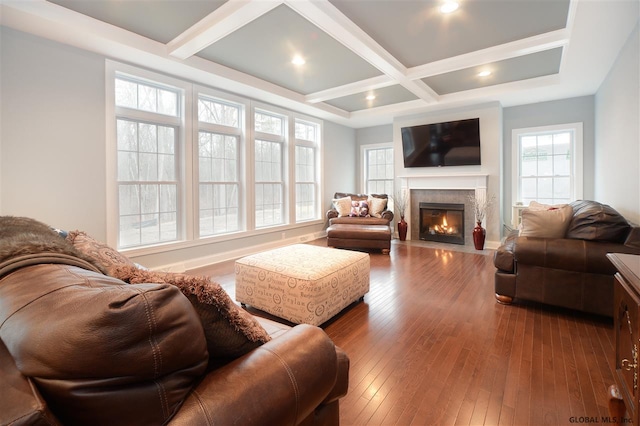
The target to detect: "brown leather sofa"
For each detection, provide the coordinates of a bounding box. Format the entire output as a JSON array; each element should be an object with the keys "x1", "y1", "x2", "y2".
[
  {"x1": 326, "y1": 193, "x2": 393, "y2": 254},
  {"x1": 1, "y1": 218, "x2": 349, "y2": 426},
  {"x1": 494, "y1": 200, "x2": 640, "y2": 317}
]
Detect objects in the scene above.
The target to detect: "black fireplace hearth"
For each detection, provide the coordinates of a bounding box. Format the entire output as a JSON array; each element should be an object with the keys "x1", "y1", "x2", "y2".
[{"x1": 419, "y1": 202, "x2": 465, "y2": 245}]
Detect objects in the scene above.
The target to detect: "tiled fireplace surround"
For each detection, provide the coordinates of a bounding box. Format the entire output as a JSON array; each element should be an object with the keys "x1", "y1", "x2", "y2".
[{"x1": 399, "y1": 174, "x2": 488, "y2": 247}]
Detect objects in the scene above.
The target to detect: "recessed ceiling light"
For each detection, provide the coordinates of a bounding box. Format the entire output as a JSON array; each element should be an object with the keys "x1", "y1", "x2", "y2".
[
  {"x1": 291, "y1": 55, "x2": 305, "y2": 66},
  {"x1": 366, "y1": 94, "x2": 376, "y2": 100},
  {"x1": 478, "y1": 70, "x2": 491, "y2": 77},
  {"x1": 440, "y1": 1, "x2": 459, "y2": 14}
]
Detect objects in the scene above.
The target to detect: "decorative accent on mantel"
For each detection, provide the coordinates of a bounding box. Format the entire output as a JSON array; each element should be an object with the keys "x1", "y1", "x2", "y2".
[{"x1": 398, "y1": 174, "x2": 488, "y2": 242}]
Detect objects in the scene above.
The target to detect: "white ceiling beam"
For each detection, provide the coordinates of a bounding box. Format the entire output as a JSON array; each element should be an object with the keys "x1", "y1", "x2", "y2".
[
  {"x1": 285, "y1": 0, "x2": 439, "y2": 104},
  {"x1": 305, "y1": 75, "x2": 395, "y2": 103},
  {"x1": 406, "y1": 29, "x2": 570, "y2": 80},
  {"x1": 167, "y1": 0, "x2": 282, "y2": 60}
]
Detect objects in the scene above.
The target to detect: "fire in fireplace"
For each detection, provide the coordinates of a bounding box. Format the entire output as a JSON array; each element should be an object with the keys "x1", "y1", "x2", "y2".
[{"x1": 419, "y1": 202, "x2": 465, "y2": 245}]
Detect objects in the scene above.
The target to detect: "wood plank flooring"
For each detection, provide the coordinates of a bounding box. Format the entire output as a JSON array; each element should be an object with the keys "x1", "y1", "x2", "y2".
[{"x1": 190, "y1": 239, "x2": 617, "y2": 426}]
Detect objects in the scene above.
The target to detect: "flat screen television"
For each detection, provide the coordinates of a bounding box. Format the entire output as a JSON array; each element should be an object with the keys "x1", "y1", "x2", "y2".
[{"x1": 401, "y1": 118, "x2": 481, "y2": 167}]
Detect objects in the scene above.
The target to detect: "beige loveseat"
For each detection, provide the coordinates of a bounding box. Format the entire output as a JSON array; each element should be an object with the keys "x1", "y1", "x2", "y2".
[{"x1": 326, "y1": 193, "x2": 394, "y2": 254}]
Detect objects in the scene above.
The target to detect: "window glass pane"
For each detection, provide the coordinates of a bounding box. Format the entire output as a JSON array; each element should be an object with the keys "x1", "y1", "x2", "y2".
[
  {"x1": 158, "y1": 127, "x2": 175, "y2": 154},
  {"x1": 255, "y1": 112, "x2": 284, "y2": 135},
  {"x1": 554, "y1": 177, "x2": 571, "y2": 199},
  {"x1": 118, "y1": 152, "x2": 138, "y2": 181},
  {"x1": 521, "y1": 178, "x2": 537, "y2": 199},
  {"x1": 158, "y1": 89, "x2": 177, "y2": 116},
  {"x1": 538, "y1": 177, "x2": 553, "y2": 198},
  {"x1": 517, "y1": 126, "x2": 578, "y2": 206},
  {"x1": 139, "y1": 85, "x2": 157, "y2": 113},
  {"x1": 115, "y1": 79, "x2": 137, "y2": 109},
  {"x1": 117, "y1": 120, "x2": 137, "y2": 151},
  {"x1": 198, "y1": 130, "x2": 240, "y2": 237},
  {"x1": 139, "y1": 123, "x2": 157, "y2": 153},
  {"x1": 538, "y1": 154, "x2": 553, "y2": 176},
  {"x1": 115, "y1": 77, "x2": 179, "y2": 117},
  {"x1": 198, "y1": 97, "x2": 239, "y2": 127},
  {"x1": 295, "y1": 121, "x2": 315, "y2": 141}
]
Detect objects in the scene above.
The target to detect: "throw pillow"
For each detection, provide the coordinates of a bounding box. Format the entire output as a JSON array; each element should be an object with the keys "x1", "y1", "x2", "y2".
[
  {"x1": 368, "y1": 196, "x2": 388, "y2": 218},
  {"x1": 527, "y1": 200, "x2": 566, "y2": 211},
  {"x1": 519, "y1": 204, "x2": 573, "y2": 238},
  {"x1": 333, "y1": 196, "x2": 352, "y2": 217},
  {"x1": 66, "y1": 231, "x2": 137, "y2": 275},
  {"x1": 350, "y1": 200, "x2": 369, "y2": 217},
  {"x1": 112, "y1": 266, "x2": 271, "y2": 363}
]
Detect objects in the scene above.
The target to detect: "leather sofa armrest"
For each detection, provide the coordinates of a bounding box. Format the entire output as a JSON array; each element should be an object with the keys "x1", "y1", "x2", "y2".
[
  {"x1": 625, "y1": 227, "x2": 640, "y2": 250},
  {"x1": 0, "y1": 338, "x2": 61, "y2": 426},
  {"x1": 493, "y1": 230, "x2": 519, "y2": 273},
  {"x1": 168, "y1": 324, "x2": 346, "y2": 426},
  {"x1": 326, "y1": 209, "x2": 339, "y2": 220},
  {"x1": 381, "y1": 210, "x2": 394, "y2": 222}
]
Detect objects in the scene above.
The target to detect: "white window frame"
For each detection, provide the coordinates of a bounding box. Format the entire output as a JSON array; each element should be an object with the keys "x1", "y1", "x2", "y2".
[
  {"x1": 293, "y1": 115, "x2": 322, "y2": 223},
  {"x1": 107, "y1": 61, "x2": 324, "y2": 256},
  {"x1": 361, "y1": 143, "x2": 394, "y2": 195},
  {"x1": 195, "y1": 86, "x2": 248, "y2": 238},
  {"x1": 512, "y1": 122, "x2": 583, "y2": 206},
  {"x1": 106, "y1": 61, "x2": 193, "y2": 252},
  {"x1": 252, "y1": 105, "x2": 288, "y2": 229}
]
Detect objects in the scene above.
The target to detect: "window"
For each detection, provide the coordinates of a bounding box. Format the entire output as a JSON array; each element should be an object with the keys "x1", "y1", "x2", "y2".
[
  {"x1": 114, "y1": 76, "x2": 182, "y2": 248},
  {"x1": 254, "y1": 110, "x2": 285, "y2": 228},
  {"x1": 294, "y1": 119, "x2": 320, "y2": 221},
  {"x1": 363, "y1": 145, "x2": 394, "y2": 195},
  {"x1": 513, "y1": 123, "x2": 583, "y2": 206},
  {"x1": 107, "y1": 62, "x2": 324, "y2": 252},
  {"x1": 198, "y1": 96, "x2": 242, "y2": 237}
]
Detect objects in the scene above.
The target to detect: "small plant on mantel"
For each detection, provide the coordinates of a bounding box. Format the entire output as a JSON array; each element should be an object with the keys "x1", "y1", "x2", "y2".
[{"x1": 468, "y1": 192, "x2": 495, "y2": 225}]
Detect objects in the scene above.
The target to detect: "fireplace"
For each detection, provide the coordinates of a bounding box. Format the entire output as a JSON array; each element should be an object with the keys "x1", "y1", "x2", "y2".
[{"x1": 419, "y1": 202, "x2": 465, "y2": 245}]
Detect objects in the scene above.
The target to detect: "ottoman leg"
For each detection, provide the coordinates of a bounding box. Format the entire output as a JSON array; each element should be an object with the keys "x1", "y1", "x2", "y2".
[{"x1": 382, "y1": 248, "x2": 390, "y2": 255}]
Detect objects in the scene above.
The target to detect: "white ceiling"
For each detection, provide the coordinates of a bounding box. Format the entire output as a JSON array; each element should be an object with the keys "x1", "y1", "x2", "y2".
[{"x1": 1, "y1": 0, "x2": 638, "y2": 128}]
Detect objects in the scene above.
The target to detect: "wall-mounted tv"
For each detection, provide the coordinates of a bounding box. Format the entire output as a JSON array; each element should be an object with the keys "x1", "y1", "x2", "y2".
[{"x1": 401, "y1": 118, "x2": 481, "y2": 167}]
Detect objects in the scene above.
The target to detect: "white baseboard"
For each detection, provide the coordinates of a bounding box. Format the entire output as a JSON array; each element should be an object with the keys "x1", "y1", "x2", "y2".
[{"x1": 152, "y1": 230, "x2": 328, "y2": 273}]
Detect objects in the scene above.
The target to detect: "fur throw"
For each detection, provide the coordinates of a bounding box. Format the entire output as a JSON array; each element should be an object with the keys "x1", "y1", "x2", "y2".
[{"x1": 0, "y1": 216, "x2": 106, "y2": 275}]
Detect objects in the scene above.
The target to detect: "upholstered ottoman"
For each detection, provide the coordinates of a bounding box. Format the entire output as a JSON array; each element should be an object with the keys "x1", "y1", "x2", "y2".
[
  {"x1": 235, "y1": 244, "x2": 370, "y2": 326},
  {"x1": 326, "y1": 223, "x2": 391, "y2": 254}
]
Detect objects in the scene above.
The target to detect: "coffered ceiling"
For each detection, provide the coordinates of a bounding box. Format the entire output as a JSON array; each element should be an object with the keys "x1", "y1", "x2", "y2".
[{"x1": 1, "y1": 0, "x2": 638, "y2": 128}]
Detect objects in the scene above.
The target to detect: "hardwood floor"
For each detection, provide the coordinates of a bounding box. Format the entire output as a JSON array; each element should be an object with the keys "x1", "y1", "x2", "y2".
[{"x1": 190, "y1": 239, "x2": 617, "y2": 425}]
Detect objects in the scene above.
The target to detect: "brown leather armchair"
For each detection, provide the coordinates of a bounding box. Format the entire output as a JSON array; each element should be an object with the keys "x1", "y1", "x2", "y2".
[
  {"x1": 1, "y1": 222, "x2": 349, "y2": 425},
  {"x1": 326, "y1": 193, "x2": 393, "y2": 254},
  {"x1": 494, "y1": 200, "x2": 640, "y2": 317}
]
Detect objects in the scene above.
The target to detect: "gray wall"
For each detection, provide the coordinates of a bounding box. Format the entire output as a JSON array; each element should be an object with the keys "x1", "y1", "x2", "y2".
[
  {"x1": 0, "y1": 27, "x2": 357, "y2": 269},
  {"x1": 1, "y1": 28, "x2": 107, "y2": 239},
  {"x1": 594, "y1": 23, "x2": 639, "y2": 224},
  {"x1": 324, "y1": 121, "x2": 357, "y2": 208},
  {"x1": 502, "y1": 96, "x2": 595, "y2": 224}
]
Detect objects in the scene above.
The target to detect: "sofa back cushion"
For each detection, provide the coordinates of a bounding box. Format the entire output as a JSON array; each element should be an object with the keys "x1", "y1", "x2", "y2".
[
  {"x1": 566, "y1": 200, "x2": 631, "y2": 243},
  {"x1": 0, "y1": 264, "x2": 208, "y2": 426}
]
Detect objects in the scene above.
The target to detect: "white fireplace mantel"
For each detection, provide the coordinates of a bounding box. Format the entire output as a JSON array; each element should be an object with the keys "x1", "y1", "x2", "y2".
[
  {"x1": 398, "y1": 174, "x2": 488, "y2": 191},
  {"x1": 398, "y1": 174, "x2": 489, "y2": 241}
]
